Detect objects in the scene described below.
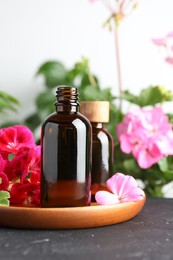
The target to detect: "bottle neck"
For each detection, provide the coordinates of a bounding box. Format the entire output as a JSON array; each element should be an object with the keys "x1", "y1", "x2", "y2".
[
  {"x1": 56, "y1": 104, "x2": 79, "y2": 113},
  {"x1": 91, "y1": 122, "x2": 104, "y2": 129},
  {"x1": 55, "y1": 86, "x2": 79, "y2": 113}
]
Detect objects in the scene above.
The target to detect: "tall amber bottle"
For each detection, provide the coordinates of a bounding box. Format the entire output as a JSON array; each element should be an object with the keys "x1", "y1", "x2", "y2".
[
  {"x1": 80, "y1": 101, "x2": 114, "y2": 202},
  {"x1": 41, "y1": 86, "x2": 92, "y2": 207}
]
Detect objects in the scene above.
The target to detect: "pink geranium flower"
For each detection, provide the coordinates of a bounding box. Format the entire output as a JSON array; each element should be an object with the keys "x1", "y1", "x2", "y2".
[
  {"x1": 0, "y1": 125, "x2": 35, "y2": 154},
  {"x1": 117, "y1": 107, "x2": 173, "y2": 169},
  {"x1": 95, "y1": 173, "x2": 144, "y2": 205}
]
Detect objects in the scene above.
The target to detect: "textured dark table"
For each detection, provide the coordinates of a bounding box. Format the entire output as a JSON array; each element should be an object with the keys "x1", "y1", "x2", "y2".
[{"x1": 0, "y1": 198, "x2": 173, "y2": 260}]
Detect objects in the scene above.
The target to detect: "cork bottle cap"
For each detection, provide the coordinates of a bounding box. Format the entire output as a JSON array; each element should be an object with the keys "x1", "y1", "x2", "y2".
[{"x1": 80, "y1": 101, "x2": 110, "y2": 123}]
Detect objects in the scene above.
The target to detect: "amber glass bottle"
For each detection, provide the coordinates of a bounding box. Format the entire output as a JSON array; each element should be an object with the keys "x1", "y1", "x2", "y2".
[
  {"x1": 40, "y1": 86, "x2": 92, "y2": 207},
  {"x1": 80, "y1": 101, "x2": 114, "y2": 202}
]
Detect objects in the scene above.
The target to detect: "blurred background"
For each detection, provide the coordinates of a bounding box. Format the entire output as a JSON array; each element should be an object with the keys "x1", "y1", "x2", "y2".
[{"x1": 0, "y1": 0, "x2": 173, "y2": 122}]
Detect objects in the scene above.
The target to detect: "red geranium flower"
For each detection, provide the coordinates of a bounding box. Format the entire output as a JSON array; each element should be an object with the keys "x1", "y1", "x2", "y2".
[
  {"x1": 0, "y1": 125, "x2": 40, "y2": 207},
  {"x1": 0, "y1": 125, "x2": 35, "y2": 155},
  {"x1": 10, "y1": 181, "x2": 40, "y2": 206},
  {"x1": 0, "y1": 154, "x2": 9, "y2": 191},
  {"x1": 4, "y1": 145, "x2": 41, "y2": 183},
  {"x1": 0, "y1": 172, "x2": 9, "y2": 191},
  {"x1": 0, "y1": 154, "x2": 5, "y2": 172}
]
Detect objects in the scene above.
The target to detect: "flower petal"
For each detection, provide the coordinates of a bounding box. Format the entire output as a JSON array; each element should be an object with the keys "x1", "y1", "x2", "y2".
[
  {"x1": 106, "y1": 173, "x2": 138, "y2": 196},
  {"x1": 151, "y1": 37, "x2": 166, "y2": 47},
  {"x1": 119, "y1": 134, "x2": 133, "y2": 154},
  {"x1": 0, "y1": 154, "x2": 5, "y2": 172},
  {"x1": 0, "y1": 172, "x2": 9, "y2": 190},
  {"x1": 10, "y1": 182, "x2": 40, "y2": 206},
  {"x1": 95, "y1": 191, "x2": 119, "y2": 205},
  {"x1": 98, "y1": 173, "x2": 145, "y2": 205},
  {"x1": 136, "y1": 144, "x2": 162, "y2": 169},
  {"x1": 0, "y1": 125, "x2": 35, "y2": 154},
  {"x1": 165, "y1": 56, "x2": 173, "y2": 65}
]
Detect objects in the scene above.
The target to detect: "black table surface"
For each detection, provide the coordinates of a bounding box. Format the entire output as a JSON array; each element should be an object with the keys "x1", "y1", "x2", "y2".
[{"x1": 0, "y1": 198, "x2": 173, "y2": 260}]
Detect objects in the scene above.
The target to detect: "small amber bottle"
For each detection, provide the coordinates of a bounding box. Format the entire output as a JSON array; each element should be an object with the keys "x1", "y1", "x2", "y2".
[
  {"x1": 80, "y1": 101, "x2": 114, "y2": 202},
  {"x1": 40, "y1": 86, "x2": 92, "y2": 207}
]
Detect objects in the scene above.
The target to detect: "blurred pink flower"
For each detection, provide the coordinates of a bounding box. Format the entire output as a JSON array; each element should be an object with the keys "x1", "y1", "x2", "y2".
[
  {"x1": 165, "y1": 57, "x2": 173, "y2": 65},
  {"x1": 116, "y1": 107, "x2": 173, "y2": 168},
  {"x1": 95, "y1": 172, "x2": 144, "y2": 205},
  {"x1": 152, "y1": 31, "x2": 173, "y2": 65}
]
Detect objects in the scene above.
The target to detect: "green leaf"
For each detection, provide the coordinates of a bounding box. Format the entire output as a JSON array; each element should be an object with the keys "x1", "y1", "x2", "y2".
[
  {"x1": 158, "y1": 157, "x2": 173, "y2": 182},
  {"x1": 0, "y1": 91, "x2": 19, "y2": 113},
  {"x1": 81, "y1": 85, "x2": 115, "y2": 102},
  {"x1": 139, "y1": 86, "x2": 173, "y2": 106},
  {"x1": 158, "y1": 85, "x2": 173, "y2": 100},
  {"x1": 0, "y1": 199, "x2": 10, "y2": 206},
  {"x1": 158, "y1": 157, "x2": 168, "y2": 172},
  {"x1": 122, "y1": 85, "x2": 173, "y2": 107},
  {"x1": 82, "y1": 85, "x2": 102, "y2": 100},
  {"x1": 123, "y1": 158, "x2": 138, "y2": 172},
  {"x1": 36, "y1": 89, "x2": 55, "y2": 110},
  {"x1": 121, "y1": 90, "x2": 138, "y2": 104},
  {"x1": 67, "y1": 57, "x2": 99, "y2": 89},
  {"x1": 0, "y1": 191, "x2": 10, "y2": 200},
  {"x1": 24, "y1": 113, "x2": 41, "y2": 131},
  {"x1": 36, "y1": 61, "x2": 68, "y2": 88},
  {"x1": 0, "y1": 191, "x2": 10, "y2": 207},
  {"x1": 0, "y1": 91, "x2": 19, "y2": 105},
  {"x1": 72, "y1": 57, "x2": 90, "y2": 76},
  {"x1": 168, "y1": 113, "x2": 173, "y2": 124},
  {"x1": 35, "y1": 89, "x2": 56, "y2": 121},
  {"x1": 80, "y1": 74, "x2": 98, "y2": 88},
  {"x1": 0, "y1": 99, "x2": 15, "y2": 111}
]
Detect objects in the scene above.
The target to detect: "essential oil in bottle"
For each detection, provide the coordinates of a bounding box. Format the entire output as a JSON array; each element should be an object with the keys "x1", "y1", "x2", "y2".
[
  {"x1": 40, "y1": 86, "x2": 92, "y2": 207},
  {"x1": 80, "y1": 101, "x2": 114, "y2": 202}
]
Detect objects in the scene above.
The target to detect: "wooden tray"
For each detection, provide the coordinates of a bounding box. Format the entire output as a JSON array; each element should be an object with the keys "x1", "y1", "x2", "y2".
[{"x1": 0, "y1": 197, "x2": 146, "y2": 229}]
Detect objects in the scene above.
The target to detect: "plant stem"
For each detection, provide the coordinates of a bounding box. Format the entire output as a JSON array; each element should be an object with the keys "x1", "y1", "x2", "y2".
[
  {"x1": 115, "y1": 24, "x2": 123, "y2": 110},
  {"x1": 88, "y1": 69, "x2": 97, "y2": 86}
]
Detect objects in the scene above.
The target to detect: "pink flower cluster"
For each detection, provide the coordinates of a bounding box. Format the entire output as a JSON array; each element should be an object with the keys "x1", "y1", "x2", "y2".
[
  {"x1": 0, "y1": 125, "x2": 40, "y2": 206},
  {"x1": 152, "y1": 31, "x2": 173, "y2": 66},
  {"x1": 116, "y1": 107, "x2": 173, "y2": 169}
]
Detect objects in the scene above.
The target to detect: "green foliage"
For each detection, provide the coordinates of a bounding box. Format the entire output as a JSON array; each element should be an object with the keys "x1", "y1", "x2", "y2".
[
  {"x1": 122, "y1": 85, "x2": 173, "y2": 107},
  {"x1": 0, "y1": 191, "x2": 10, "y2": 206},
  {"x1": 24, "y1": 57, "x2": 119, "y2": 139},
  {"x1": 36, "y1": 61, "x2": 68, "y2": 88},
  {"x1": 0, "y1": 91, "x2": 19, "y2": 115}
]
